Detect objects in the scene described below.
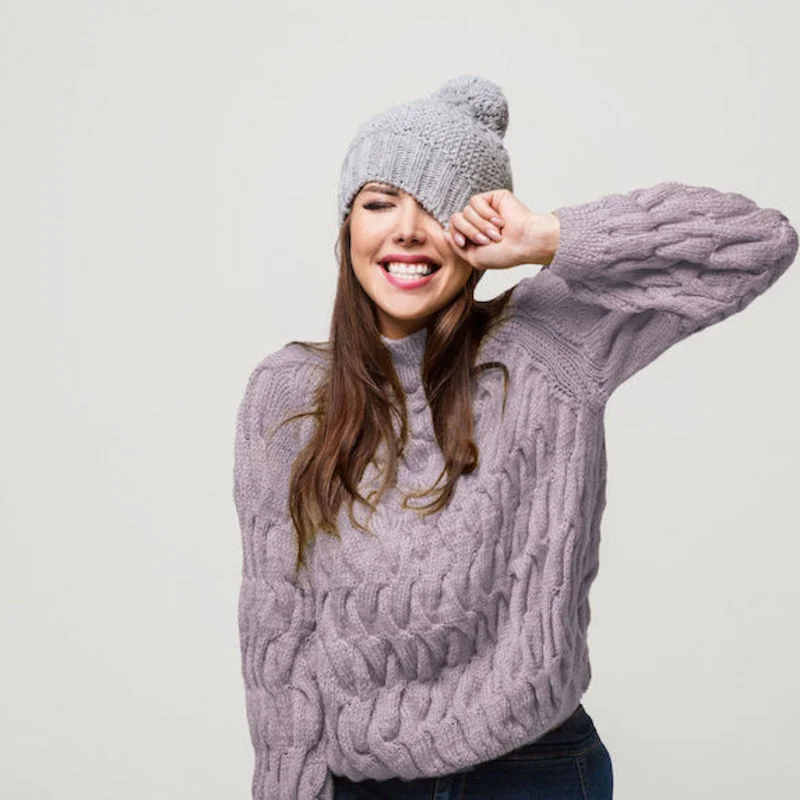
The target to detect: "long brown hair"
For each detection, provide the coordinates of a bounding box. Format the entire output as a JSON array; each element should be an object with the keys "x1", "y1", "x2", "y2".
[{"x1": 279, "y1": 213, "x2": 516, "y2": 577}]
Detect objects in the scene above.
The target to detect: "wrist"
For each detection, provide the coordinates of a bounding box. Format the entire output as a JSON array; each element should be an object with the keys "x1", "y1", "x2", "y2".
[{"x1": 521, "y1": 212, "x2": 560, "y2": 266}]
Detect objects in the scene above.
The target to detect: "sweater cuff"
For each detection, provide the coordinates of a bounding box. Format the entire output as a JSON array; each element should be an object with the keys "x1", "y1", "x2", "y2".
[{"x1": 546, "y1": 202, "x2": 616, "y2": 279}]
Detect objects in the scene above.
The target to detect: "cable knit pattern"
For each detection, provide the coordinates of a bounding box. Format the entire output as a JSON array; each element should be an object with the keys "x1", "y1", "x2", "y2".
[{"x1": 233, "y1": 182, "x2": 797, "y2": 799}]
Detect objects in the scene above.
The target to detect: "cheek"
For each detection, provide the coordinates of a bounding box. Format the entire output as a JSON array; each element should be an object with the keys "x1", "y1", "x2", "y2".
[
  {"x1": 349, "y1": 257, "x2": 373, "y2": 294},
  {"x1": 448, "y1": 258, "x2": 474, "y2": 290},
  {"x1": 347, "y1": 229, "x2": 371, "y2": 274},
  {"x1": 349, "y1": 223, "x2": 382, "y2": 266}
]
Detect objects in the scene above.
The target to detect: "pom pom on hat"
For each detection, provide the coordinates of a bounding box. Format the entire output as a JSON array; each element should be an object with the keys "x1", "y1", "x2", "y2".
[{"x1": 430, "y1": 73, "x2": 510, "y2": 138}]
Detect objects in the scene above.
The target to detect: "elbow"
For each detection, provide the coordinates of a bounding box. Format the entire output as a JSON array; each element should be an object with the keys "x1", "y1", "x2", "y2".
[
  {"x1": 778, "y1": 214, "x2": 799, "y2": 270},
  {"x1": 764, "y1": 212, "x2": 799, "y2": 288}
]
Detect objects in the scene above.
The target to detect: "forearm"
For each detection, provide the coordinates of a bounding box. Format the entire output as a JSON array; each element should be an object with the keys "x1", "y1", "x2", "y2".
[
  {"x1": 545, "y1": 181, "x2": 797, "y2": 316},
  {"x1": 507, "y1": 181, "x2": 798, "y2": 401}
]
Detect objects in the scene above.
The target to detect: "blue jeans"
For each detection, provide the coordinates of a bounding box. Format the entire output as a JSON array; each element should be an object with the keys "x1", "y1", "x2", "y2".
[{"x1": 332, "y1": 703, "x2": 613, "y2": 799}]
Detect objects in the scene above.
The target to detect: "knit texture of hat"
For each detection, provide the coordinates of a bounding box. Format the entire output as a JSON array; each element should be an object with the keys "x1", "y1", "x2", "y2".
[{"x1": 337, "y1": 74, "x2": 513, "y2": 229}]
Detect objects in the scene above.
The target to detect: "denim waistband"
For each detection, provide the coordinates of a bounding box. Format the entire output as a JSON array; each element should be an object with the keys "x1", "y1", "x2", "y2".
[
  {"x1": 535, "y1": 703, "x2": 594, "y2": 745},
  {"x1": 500, "y1": 703, "x2": 598, "y2": 759}
]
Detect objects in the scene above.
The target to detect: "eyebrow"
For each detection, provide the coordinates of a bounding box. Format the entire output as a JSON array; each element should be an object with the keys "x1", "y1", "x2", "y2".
[{"x1": 360, "y1": 183, "x2": 426, "y2": 210}]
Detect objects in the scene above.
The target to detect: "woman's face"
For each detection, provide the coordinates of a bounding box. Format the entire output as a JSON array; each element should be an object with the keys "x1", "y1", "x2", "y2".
[{"x1": 349, "y1": 181, "x2": 475, "y2": 339}]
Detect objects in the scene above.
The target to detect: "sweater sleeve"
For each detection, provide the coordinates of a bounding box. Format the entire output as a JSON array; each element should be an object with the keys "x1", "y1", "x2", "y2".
[
  {"x1": 513, "y1": 181, "x2": 798, "y2": 403},
  {"x1": 233, "y1": 363, "x2": 333, "y2": 800}
]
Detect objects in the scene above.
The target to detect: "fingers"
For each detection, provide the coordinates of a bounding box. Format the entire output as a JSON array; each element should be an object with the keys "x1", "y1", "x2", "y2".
[
  {"x1": 444, "y1": 228, "x2": 468, "y2": 251},
  {"x1": 448, "y1": 211, "x2": 494, "y2": 246},
  {"x1": 448, "y1": 195, "x2": 504, "y2": 247},
  {"x1": 468, "y1": 194, "x2": 504, "y2": 230}
]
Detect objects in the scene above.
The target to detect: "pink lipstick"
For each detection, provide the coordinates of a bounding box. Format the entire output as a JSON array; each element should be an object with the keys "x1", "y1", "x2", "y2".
[{"x1": 378, "y1": 253, "x2": 441, "y2": 290}]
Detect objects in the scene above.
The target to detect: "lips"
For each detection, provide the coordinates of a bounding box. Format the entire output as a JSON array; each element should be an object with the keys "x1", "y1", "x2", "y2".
[
  {"x1": 379, "y1": 253, "x2": 441, "y2": 270},
  {"x1": 379, "y1": 262, "x2": 440, "y2": 290}
]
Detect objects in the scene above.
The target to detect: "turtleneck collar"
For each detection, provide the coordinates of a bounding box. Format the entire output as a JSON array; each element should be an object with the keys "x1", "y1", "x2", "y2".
[{"x1": 380, "y1": 325, "x2": 428, "y2": 391}]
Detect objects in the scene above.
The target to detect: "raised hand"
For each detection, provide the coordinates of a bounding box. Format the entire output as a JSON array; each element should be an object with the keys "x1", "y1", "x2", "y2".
[{"x1": 443, "y1": 189, "x2": 560, "y2": 271}]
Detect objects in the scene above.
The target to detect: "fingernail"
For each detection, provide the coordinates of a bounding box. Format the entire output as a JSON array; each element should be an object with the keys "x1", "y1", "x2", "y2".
[
  {"x1": 475, "y1": 233, "x2": 490, "y2": 244},
  {"x1": 486, "y1": 226, "x2": 501, "y2": 241},
  {"x1": 491, "y1": 216, "x2": 503, "y2": 227},
  {"x1": 455, "y1": 233, "x2": 466, "y2": 246}
]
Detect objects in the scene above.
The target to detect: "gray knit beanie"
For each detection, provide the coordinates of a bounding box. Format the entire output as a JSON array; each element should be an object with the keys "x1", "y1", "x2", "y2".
[{"x1": 337, "y1": 74, "x2": 513, "y2": 229}]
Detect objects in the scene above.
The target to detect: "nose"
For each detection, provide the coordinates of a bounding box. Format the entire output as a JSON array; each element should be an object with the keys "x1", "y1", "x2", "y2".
[{"x1": 393, "y1": 198, "x2": 428, "y2": 245}]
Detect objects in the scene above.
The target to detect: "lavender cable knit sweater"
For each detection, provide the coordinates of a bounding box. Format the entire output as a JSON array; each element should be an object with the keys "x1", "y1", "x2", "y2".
[{"x1": 233, "y1": 181, "x2": 797, "y2": 800}]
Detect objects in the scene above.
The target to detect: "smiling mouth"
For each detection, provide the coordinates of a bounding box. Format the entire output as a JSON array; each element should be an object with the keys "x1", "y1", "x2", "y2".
[{"x1": 379, "y1": 261, "x2": 442, "y2": 276}]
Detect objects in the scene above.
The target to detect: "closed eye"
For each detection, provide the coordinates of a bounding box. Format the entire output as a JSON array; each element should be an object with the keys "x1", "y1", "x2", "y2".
[{"x1": 363, "y1": 202, "x2": 392, "y2": 210}]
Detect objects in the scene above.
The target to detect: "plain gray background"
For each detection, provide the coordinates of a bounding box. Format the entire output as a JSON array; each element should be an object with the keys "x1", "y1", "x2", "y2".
[{"x1": 1, "y1": 1, "x2": 798, "y2": 798}]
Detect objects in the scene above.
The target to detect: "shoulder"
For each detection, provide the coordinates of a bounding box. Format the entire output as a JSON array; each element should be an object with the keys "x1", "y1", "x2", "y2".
[
  {"x1": 247, "y1": 338, "x2": 330, "y2": 384},
  {"x1": 507, "y1": 270, "x2": 596, "y2": 328},
  {"x1": 237, "y1": 339, "x2": 330, "y2": 435},
  {"x1": 482, "y1": 271, "x2": 602, "y2": 403},
  {"x1": 493, "y1": 269, "x2": 605, "y2": 353}
]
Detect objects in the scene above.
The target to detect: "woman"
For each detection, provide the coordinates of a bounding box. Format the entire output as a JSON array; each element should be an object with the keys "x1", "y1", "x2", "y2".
[{"x1": 233, "y1": 75, "x2": 797, "y2": 800}]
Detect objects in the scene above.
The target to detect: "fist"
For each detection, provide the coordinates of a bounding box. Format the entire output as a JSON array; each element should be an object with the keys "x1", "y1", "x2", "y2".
[{"x1": 444, "y1": 189, "x2": 560, "y2": 271}]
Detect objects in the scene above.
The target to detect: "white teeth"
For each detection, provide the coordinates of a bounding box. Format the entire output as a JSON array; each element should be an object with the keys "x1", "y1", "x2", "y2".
[{"x1": 383, "y1": 261, "x2": 435, "y2": 276}]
